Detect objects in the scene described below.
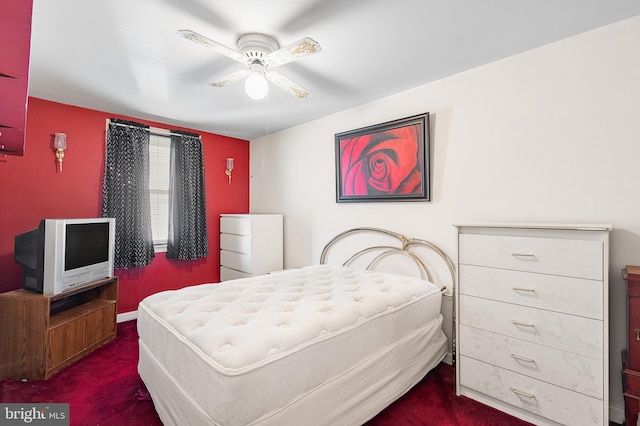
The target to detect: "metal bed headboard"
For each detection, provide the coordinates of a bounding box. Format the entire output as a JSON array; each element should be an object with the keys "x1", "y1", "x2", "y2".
[{"x1": 319, "y1": 227, "x2": 456, "y2": 293}]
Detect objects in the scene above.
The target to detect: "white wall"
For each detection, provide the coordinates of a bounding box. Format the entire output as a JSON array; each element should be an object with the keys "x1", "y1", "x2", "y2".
[{"x1": 250, "y1": 16, "x2": 640, "y2": 422}]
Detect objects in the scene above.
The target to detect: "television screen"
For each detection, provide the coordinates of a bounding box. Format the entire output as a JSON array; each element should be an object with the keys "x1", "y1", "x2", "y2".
[{"x1": 64, "y1": 223, "x2": 110, "y2": 271}]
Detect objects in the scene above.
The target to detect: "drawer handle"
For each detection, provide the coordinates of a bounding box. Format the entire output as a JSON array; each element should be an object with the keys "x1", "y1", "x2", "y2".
[
  {"x1": 511, "y1": 354, "x2": 536, "y2": 364},
  {"x1": 512, "y1": 253, "x2": 536, "y2": 258},
  {"x1": 636, "y1": 329, "x2": 640, "y2": 341},
  {"x1": 512, "y1": 287, "x2": 535, "y2": 293},
  {"x1": 511, "y1": 388, "x2": 536, "y2": 399},
  {"x1": 511, "y1": 320, "x2": 535, "y2": 328}
]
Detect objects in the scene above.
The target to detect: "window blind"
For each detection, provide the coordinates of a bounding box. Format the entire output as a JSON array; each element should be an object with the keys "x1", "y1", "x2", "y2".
[{"x1": 148, "y1": 134, "x2": 171, "y2": 246}]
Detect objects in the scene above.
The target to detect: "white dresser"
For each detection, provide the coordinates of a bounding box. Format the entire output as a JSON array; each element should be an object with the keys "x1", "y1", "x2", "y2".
[
  {"x1": 455, "y1": 223, "x2": 611, "y2": 426},
  {"x1": 220, "y1": 214, "x2": 283, "y2": 281}
]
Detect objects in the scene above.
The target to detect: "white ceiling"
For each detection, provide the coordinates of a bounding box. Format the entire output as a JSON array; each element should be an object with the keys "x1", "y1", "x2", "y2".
[{"x1": 29, "y1": 0, "x2": 640, "y2": 141}]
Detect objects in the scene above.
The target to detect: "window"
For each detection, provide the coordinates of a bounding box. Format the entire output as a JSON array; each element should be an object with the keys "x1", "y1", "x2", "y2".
[
  {"x1": 148, "y1": 134, "x2": 171, "y2": 250},
  {"x1": 104, "y1": 119, "x2": 207, "y2": 267}
]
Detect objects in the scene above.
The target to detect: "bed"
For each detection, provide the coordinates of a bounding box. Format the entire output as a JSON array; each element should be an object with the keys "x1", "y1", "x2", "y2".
[{"x1": 137, "y1": 228, "x2": 455, "y2": 425}]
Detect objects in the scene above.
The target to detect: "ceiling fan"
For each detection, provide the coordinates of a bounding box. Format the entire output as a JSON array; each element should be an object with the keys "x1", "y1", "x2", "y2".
[{"x1": 177, "y1": 30, "x2": 322, "y2": 100}]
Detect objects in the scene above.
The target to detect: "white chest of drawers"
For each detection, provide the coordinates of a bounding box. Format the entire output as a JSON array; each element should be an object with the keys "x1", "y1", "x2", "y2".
[
  {"x1": 455, "y1": 223, "x2": 611, "y2": 426},
  {"x1": 220, "y1": 214, "x2": 283, "y2": 281}
]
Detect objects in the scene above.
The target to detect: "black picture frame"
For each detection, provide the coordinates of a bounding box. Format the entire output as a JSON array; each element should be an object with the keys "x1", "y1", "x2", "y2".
[{"x1": 335, "y1": 112, "x2": 430, "y2": 203}]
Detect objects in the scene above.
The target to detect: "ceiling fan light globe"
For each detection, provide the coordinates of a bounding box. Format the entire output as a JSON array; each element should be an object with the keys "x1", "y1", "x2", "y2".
[{"x1": 245, "y1": 72, "x2": 269, "y2": 100}]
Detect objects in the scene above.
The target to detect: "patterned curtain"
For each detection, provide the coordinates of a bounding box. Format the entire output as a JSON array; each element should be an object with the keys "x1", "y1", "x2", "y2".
[
  {"x1": 166, "y1": 131, "x2": 208, "y2": 260},
  {"x1": 102, "y1": 119, "x2": 155, "y2": 269}
]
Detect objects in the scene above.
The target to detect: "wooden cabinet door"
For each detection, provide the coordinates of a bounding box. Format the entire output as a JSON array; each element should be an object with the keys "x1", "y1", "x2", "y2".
[
  {"x1": 47, "y1": 321, "x2": 86, "y2": 369},
  {"x1": 84, "y1": 304, "x2": 116, "y2": 348}
]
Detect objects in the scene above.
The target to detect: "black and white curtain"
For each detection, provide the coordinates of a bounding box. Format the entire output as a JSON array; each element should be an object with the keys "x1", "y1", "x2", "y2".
[
  {"x1": 102, "y1": 119, "x2": 155, "y2": 269},
  {"x1": 166, "y1": 131, "x2": 208, "y2": 260}
]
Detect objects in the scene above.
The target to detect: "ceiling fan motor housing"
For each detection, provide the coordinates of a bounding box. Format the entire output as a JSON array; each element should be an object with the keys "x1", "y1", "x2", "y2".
[{"x1": 238, "y1": 33, "x2": 279, "y2": 63}]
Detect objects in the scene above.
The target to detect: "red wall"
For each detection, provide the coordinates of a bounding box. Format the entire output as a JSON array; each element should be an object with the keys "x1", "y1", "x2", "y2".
[{"x1": 0, "y1": 98, "x2": 249, "y2": 313}]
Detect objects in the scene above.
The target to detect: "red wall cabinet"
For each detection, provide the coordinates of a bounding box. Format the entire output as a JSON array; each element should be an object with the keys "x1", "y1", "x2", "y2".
[{"x1": 0, "y1": 0, "x2": 33, "y2": 157}]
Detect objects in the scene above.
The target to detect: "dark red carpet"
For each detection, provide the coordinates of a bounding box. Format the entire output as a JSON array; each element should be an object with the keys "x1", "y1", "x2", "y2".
[{"x1": 1, "y1": 320, "x2": 532, "y2": 425}]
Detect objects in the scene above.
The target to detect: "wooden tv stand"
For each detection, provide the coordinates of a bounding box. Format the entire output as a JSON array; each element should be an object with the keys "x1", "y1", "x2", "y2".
[{"x1": 0, "y1": 277, "x2": 118, "y2": 380}]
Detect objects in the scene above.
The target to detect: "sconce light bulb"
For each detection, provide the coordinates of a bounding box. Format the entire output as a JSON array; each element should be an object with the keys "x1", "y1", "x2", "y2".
[{"x1": 54, "y1": 133, "x2": 67, "y2": 149}]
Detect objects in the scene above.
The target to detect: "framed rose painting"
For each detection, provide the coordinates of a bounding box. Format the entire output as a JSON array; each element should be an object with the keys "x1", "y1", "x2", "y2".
[{"x1": 335, "y1": 113, "x2": 430, "y2": 203}]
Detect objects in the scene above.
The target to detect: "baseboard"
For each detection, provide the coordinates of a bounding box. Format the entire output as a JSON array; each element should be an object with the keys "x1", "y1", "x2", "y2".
[
  {"x1": 442, "y1": 352, "x2": 452, "y2": 366},
  {"x1": 117, "y1": 310, "x2": 137, "y2": 323},
  {"x1": 610, "y1": 404, "x2": 624, "y2": 425}
]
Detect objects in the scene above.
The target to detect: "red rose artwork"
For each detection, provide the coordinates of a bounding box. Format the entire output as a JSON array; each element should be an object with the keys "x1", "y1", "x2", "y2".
[{"x1": 336, "y1": 113, "x2": 429, "y2": 202}]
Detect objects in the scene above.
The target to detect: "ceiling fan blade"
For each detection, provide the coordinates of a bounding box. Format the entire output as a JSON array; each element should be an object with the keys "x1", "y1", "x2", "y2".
[
  {"x1": 177, "y1": 30, "x2": 244, "y2": 62},
  {"x1": 210, "y1": 69, "x2": 250, "y2": 87},
  {"x1": 267, "y1": 37, "x2": 322, "y2": 67},
  {"x1": 266, "y1": 71, "x2": 312, "y2": 99}
]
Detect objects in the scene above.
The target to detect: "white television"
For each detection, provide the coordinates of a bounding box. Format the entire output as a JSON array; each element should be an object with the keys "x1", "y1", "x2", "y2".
[{"x1": 14, "y1": 218, "x2": 116, "y2": 295}]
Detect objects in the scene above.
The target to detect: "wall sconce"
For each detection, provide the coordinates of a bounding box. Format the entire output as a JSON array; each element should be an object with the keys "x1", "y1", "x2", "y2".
[
  {"x1": 53, "y1": 133, "x2": 67, "y2": 172},
  {"x1": 225, "y1": 158, "x2": 234, "y2": 185}
]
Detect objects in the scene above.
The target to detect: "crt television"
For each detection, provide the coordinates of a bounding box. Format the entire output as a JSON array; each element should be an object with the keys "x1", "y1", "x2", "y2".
[{"x1": 14, "y1": 218, "x2": 116, "y2": 295}]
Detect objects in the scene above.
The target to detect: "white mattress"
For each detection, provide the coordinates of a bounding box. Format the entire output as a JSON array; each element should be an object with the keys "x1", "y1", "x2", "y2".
[{"x1": 137, "y1": 264, "x2": 446, "y2": 425}]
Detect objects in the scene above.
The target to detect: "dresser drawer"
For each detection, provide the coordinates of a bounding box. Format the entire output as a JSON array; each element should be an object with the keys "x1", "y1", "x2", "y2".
[
  {"x1": 220, "y1": 233, "x2": 253, "y2": 254},
  {"x1": 220, "y1": 266, "x2": 252, "y2": 281},
  {"x1": 220, "y1": 216, "x2": 253, "y2": 236},
  {"x1": 220, "y1": 250, "x2": 253, "y2": 274},
  {"x1": 459, "y1": 264, "x2": 603, "y2": 319},
  {"x1": 459, "y1": 295, "x2": 603, "y2": 359},
  {"x1": 459, "y1": 325, "x2": 603, "y2": 398},
  {"x1": 460, "y1": 356, "x2": 603, "y2": 426},
  {"x1": 459, "y1": 234, "x2": 603, "y2": 280},
  {"x1": 623, "y1": 368, "x2": 640, "y2": 397}
]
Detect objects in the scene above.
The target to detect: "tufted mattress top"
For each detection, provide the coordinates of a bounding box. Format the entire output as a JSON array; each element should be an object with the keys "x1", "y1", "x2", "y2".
[{"x1": 137, "y1": 264, "x2": 444, "y2": 424}]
